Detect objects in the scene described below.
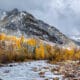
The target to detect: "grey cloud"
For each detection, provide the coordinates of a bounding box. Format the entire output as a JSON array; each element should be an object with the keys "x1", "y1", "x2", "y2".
[{"x1": 0, "y1": 0, "x2": 80, "y2": 35}]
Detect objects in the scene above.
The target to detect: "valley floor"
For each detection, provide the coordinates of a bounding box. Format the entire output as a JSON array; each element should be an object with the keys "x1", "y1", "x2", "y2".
[{"x1": 0, "y1": 60, "x2": 80, "y2": 80}]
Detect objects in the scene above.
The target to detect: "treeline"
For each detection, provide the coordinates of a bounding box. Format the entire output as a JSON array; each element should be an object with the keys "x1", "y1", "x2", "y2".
[{"x1": 0, "y1": 33, "x2": 80, "y2": 63}]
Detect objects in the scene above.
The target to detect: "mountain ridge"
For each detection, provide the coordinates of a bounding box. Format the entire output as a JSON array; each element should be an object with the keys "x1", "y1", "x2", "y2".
[{"x1": 0, "y1": 8, "x2": 74, "y2": 45}]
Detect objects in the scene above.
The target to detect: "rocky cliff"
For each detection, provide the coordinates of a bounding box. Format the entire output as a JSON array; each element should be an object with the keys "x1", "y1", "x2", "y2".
[{"x1": 0, "y1": 8, "x2": 73, "y2": 45}]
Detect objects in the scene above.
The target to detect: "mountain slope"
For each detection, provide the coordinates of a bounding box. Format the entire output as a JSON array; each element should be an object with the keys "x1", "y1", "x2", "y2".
[
  {"x1": 69, "y1": 35, "x2": 80, "y2": 46},
  {"x1": 0, "y1": 8, "x2": 73, "y2": 45}
]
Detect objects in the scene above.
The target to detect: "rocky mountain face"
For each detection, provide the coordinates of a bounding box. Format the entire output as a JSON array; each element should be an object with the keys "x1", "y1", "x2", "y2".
[{"x1": 0, "y1": 8, "x2": 73, "y2": 45}]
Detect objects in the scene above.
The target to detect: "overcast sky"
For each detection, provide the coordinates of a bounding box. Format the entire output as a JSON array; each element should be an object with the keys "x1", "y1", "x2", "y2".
[{"x1": 0, "y1": 0, "x2": 80, "y2": 36}]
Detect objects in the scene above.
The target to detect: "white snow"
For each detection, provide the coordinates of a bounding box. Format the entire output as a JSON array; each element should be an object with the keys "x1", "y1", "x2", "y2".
[
  {"x1": 70, "y1": 35, "x2": 80, "y2": 42},
  {"x1": 20, "y1": 12, "x2": 26, "y2": 17},
  {"x1": 0, "y1": 12, "x2": 7, "y2": 21},
  {"x1": 0, "y1": 60, "x2": 63, "y2": 80}
]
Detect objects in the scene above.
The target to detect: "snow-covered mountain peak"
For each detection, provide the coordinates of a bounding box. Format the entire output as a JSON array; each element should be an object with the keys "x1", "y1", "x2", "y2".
[{"x1": 0, "y1": 8, "x2": 75, "y2": 45}]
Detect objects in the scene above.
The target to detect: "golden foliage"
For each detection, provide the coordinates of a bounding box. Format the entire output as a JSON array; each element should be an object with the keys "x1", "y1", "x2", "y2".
[
  {"x1": 0, "y1": 33, "x2": 80, "y2": 63},
  {"x1": 35, "y1": 42, "x2": 45, "y2": 59},
  {"x1": 20, "y1": 35, "x2": 24, "y2": 44},
  {"x1": 63, "y1": 48, "x2": 74, "y2": 60},
  {"x1": 15, "y1": 38, "x2": 21, "y2": 48},
  {"x1": 74, "y1": 50, "x2": 80, "y2": 60},
  {"x1": 0, "y1": 33, "x2": 6, "y2": 40},
  {"x1": 27, "y1": 38, "x2": 37, "y2": 46}
]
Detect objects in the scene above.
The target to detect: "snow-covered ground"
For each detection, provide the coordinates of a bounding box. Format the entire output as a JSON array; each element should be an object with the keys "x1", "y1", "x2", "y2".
[{"x1": 0, "y1": 60, "x2": 63, "y2": 80}]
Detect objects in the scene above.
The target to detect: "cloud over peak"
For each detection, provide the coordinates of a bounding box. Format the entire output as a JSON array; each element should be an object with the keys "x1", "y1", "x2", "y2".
[{"x1": 0, "y1": 0, "x2": 80, "y2": 35}]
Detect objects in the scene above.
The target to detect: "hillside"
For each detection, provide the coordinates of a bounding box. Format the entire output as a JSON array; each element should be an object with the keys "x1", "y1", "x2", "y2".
[
  {"x1": 0, "y1": 8, "x2": 73, "y2": 45},
  {"x1": 0, "y1": 9, "x2": 79, "y2": 63}
]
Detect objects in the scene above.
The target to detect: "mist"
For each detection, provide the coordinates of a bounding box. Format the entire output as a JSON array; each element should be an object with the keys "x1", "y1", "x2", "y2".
[{"x1": 0, "y1": 0, "x2": 80, "y2": 36}]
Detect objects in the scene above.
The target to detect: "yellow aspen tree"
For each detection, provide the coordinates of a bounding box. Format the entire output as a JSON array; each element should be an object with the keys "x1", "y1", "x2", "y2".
[
  {"x1": 19, "y1": 35, "x2": 24, "y2": 48},
  {"x1": 35, "y1": 42, "x2": 45, "y2": 59},
  {"x1": 27, "y1": 38, "x2": 36, "y2": 46},
  {"x1": 16, "y1": 38, "x2": 21, "y2": 48},
  {"x1": 0, "y1": 33, "x2": 6, "y2": 40},
  {"x1": 40, "y1": 42, "x2": 45, "y2": 59},
  {"x1": 35, "y1": 47, "x2": 39, "y2": 59},
  {"x1": 20, "y1": 35, "x2": 24, "y2": 44},
  {"x1": 64, "y1": 48, "x2": 74, "y2": 60}
]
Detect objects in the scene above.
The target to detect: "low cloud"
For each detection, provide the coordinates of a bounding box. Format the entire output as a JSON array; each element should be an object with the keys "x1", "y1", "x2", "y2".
[{"x1": 0, "y1": 0, "x2": 80, "y2": 35}]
